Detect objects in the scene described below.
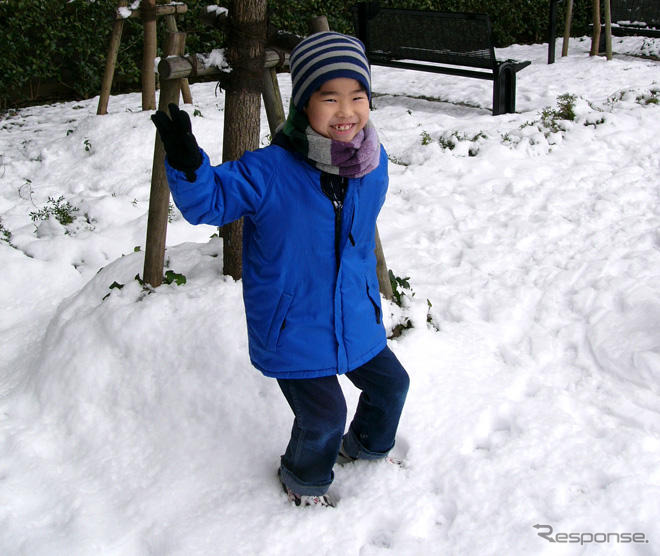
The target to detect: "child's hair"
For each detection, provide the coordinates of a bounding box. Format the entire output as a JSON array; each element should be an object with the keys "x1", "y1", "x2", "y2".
[{"x1": 289, "y1": 31, "x2": 371, "y2": 110}]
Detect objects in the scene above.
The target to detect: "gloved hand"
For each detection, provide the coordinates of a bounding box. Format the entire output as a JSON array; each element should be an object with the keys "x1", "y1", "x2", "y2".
[{"x1": 151, "y1": 103, "x2": 203, "y2": 181}]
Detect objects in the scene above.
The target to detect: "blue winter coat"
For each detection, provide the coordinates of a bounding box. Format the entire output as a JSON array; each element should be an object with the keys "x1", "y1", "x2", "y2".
[{"x1": 165, "y1": 143, "x2": 388, "y2": 379}]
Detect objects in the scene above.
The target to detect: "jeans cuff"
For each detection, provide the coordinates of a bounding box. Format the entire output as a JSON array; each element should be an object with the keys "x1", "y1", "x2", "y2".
[
  {"x1": 342, "y1": 428, "x2": 393, "y2": 461},
  {"x1": 279, "y1": 460, "x2": 333, "y2": 496}
]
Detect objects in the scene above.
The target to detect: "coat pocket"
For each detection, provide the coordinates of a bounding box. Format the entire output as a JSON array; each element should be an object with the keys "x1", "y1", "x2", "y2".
[
  {"x1": 366, "y1": 279, "x2": 382, "y2": 325},
  {"x1": 266, "y1": 291, "x2": 294, "y2": 351}
]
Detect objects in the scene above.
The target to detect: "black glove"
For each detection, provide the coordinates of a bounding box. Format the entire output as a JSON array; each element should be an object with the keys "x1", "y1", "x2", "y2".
[{"x1": 151, "y1": 103, "x2": 203, "y2": 181}]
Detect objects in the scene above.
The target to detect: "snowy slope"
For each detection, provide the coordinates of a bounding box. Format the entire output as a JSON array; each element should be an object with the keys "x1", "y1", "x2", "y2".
[{"x1": 1, "y1": 37, "x2": 660, "y2": 555}]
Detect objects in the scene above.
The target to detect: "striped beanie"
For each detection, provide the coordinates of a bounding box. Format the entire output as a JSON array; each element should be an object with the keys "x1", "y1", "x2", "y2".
[{"x1": 289, "y1": 31, "x2": 371, "y2": 110}]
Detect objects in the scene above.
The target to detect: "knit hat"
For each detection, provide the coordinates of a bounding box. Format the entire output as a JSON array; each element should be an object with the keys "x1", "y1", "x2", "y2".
[{"x1": 289, "y1": 31, "x2": 371, "y2": 111}]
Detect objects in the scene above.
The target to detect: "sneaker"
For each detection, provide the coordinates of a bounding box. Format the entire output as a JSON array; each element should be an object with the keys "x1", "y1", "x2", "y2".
[
  {"x1": 278, "y1": 470, "x2": 336, "y2": 508},
  {"x1": 335, "y1": 441, "x2": 357, "y2": 465},
  {"x1": 335, "y1": 440, "x2": 405, "y2": 468}
]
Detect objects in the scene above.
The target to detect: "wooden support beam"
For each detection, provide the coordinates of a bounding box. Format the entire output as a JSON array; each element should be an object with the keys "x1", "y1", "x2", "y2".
[
  {"x1": 97, "y1": 0, "x2": 127, "y2": 115},
  {"x1": 158, "y1": 49, "x2": 288, "y2": 80},
  {"x1": 143, "y1": 79, "x2": 181, "y2": 287},
  {"x1": 562, "y1": 0, "x2": 574, "y2": 57},
  {"x1": 263, "y1": 67, "x2": 286, "y2": 135},
  {"x1": 309, "y1": 15, "x2": 329, "y2": 33},
  {"x1": 143, "y1": 30, "x2": 186, "y2": 287},
  {"x1": 117, "y1": 3, "x2": 188, "y2": 19},
  {"x1": 604, "y1": 0, "x2": 613, "y2": 60},
  {"x1": 590, "y1": 0, "x2": 601, "y2": 56},
  {"x1": 165, "y1": 14, "x2": 193, "y2": 104},
  {"x1": 141, "y1": 0, "x2": 158, "y2": 110}
]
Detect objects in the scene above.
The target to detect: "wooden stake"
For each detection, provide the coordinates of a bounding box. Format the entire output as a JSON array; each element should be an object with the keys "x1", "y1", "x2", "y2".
[
  {"x1": 262, "y1": 67, "x2": 286, "y2": 135},
  {"x1": 309, "y1": 15, "x2": 329, "y2": 33},
  {"x1": 165, "y1": 14, "x2": 193, "y2": 104},
  {"x1": 97, "y1": 1, "x2": 127, "y2": 115},
  {"x1": 142, "y1": 0, "x2": 157, "y2": 110},
  {"x1": 143, "y1": 79, "x2": 181, "y2": 286},
  {"x1": 604, "y1": 0, "x2": 613, "y2": 60},
  {"x1": 590, "y1": 0, "x2": 601, "y2": 56},
  {"x1": 143, "y1": 30, "x2": 186, "y2": 287},
  {"x1": 562, "y1": 0, "x2": 574, "y2": 57}
]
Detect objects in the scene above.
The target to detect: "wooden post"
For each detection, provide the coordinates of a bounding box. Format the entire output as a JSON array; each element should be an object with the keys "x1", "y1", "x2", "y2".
[
  {"x1": 143, "y1": 82, "x2": 181, "y2": 286},
  {"x1": 263, "y1": 67, "x2": 286, "y2": 134},
  {"x1": 562, "y1": 0, "x2": 574, "y2": 57},
  {"x1": 548, "y1": 0, "x2": 559, "y2": 64},
  {"x1": 165, "y1": 14, "x2": 193, "y2": 104},
  {"x1": 590, "y1": 0, "x2": 601, "y2": 56},
  {"x1": 309, "y1": 15, "x2": 329, "y2": 33},
  {"x1": 220, "y1": 0, "x2": 267, "y2": 280},
  {"x1": 97, "y1": 2, "x2": 189, "y2": 114},
  {"x1": 97, "y1": 1, "x2": 127, "y2": 115},
  {"x1": 143, "y1": 31, "x2": 185, "y2": 287},
  {"x1": 142, "y1": 0, "x2": 158, "y2": 110},
  {"x1": 604, "y1": 0, "x2": 613, "y2": 60},
  {"x1": 375, "y1": 228, "x2": 394, "y2": 300}
]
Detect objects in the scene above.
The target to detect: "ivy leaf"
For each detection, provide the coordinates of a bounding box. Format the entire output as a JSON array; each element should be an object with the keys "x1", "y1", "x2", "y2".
[{"x1": 164, "y1": 270, "x2": 187, "y2": 286}]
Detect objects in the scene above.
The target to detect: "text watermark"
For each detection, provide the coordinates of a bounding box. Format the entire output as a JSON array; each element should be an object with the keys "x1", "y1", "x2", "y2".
[{"x1": 533, "y1": 524, "x2": 650, "y2": 545}]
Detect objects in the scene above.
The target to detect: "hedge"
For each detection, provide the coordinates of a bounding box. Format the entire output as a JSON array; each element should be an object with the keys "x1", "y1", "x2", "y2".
[{"x1": 0, "y1": 0, "x2": 593, "y2": 109}]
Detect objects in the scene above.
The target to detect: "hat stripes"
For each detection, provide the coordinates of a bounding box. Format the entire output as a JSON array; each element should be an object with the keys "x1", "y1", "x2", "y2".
[
  {"x1": 290, "y1": 32, "x2": 365, "y2": 74},
  {"x1": 289, "y1": 32, "x2": 371, "y2": 110}
]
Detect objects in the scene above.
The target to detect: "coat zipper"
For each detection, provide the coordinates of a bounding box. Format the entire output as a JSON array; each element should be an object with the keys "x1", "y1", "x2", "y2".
[{"x1": 320, "y1": 174, "x2": 348, "y2": 271}]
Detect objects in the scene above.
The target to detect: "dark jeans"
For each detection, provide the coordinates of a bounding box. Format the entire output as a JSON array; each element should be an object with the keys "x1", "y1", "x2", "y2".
[{"x1": 277, "y1": 346, "x2": 409, "y2": 496}]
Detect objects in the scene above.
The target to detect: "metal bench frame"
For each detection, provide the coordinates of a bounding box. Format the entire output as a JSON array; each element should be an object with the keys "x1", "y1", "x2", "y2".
[
  {"x1": 353, "y1": 2, "x2": 531, "y2": 115},
  {"x1": 610, "y1": 0, "x2": 660, "y2": 37}
]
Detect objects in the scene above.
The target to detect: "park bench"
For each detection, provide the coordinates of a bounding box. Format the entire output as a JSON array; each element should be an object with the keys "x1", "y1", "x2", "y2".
[
  {"x1": 352, "y1": 2, "x2": 531, "y2": 115},
  {"x1": 610, "y1": 0, "x2": 660, "y2": 38}
]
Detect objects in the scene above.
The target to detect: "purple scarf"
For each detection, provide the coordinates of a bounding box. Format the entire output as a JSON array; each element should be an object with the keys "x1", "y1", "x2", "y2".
[{"x1": 280, "y1": 105, "x2": 381, "y2": 179}]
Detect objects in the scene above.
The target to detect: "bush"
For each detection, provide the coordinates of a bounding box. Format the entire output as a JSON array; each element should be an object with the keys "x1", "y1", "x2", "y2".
[
  {"x1": 0, "y1": 0, "x2": 222, "y2": 108},
  {"x1": 0, "y1": 0, "x2": 592, "y2": 109}
]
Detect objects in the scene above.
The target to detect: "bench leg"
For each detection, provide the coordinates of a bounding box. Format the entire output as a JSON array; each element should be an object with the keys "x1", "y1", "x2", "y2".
[{"x1": 493, "y1": 63, "x2": 518, "y2": 115}]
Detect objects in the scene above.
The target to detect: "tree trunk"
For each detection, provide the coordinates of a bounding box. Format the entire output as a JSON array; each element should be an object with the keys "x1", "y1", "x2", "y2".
[
  {"x1": 221, "y1": 0, "x2": 267, "y2": 279},
  {"x1": 142, "y1": 0, "x2": 157, "y2": 110},
  {"x1": 590, "y1": 0, "x2": 601, "y2": 56}
]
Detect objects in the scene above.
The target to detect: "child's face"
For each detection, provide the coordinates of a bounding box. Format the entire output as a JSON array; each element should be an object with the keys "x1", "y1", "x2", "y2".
[{"x1": 304, "y1": 78, "x2": 369, "y2": 142}]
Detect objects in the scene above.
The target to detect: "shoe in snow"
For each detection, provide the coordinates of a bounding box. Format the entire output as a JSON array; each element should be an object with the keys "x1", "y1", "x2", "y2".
[
  {"x1": 335, "y1": 441, "x2": 357, "y2": 465},
  {"x1": 335, "y1": 440, "x2": 405, "y2": 468},
  {"x1": 278, "y1": 470, "x2": 336, "y2": 507}
]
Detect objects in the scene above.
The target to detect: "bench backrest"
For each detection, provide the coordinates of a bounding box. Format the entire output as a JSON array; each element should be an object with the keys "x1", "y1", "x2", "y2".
[
  {"x1": 353, "y1": 3, "x2": 497, "y2": 70},
  {"x1": 612, "y1": 0, "x2": 660, "y2": 27}
]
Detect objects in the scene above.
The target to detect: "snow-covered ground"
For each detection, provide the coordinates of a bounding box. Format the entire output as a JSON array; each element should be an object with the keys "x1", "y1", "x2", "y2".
[{"x1": 1, "y1": 36, "x2": 659, "y2": 555}]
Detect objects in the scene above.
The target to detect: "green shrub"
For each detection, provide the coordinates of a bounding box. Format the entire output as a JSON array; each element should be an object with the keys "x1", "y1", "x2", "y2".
[
  {"x1": 0, "y1": 217, "x2": 14, "y2": 247},
  {"x1": 29, "y1": 195, "x2": 79, "y2": 227}
]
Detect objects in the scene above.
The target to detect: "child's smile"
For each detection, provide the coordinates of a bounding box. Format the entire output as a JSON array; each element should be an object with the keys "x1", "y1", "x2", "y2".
[{"x1": 305, "y1": 78, "x2": 370, "y2": 142}]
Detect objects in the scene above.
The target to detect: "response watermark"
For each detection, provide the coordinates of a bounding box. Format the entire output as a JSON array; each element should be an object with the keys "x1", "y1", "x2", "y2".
[{"x1": 533, "y1": 524, "x2": 650, "y2": 545}]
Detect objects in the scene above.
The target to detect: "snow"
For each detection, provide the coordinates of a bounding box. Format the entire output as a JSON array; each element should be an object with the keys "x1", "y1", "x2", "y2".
[{"x1": 1, "y1": 36, "x2": 660, "y2": 555}]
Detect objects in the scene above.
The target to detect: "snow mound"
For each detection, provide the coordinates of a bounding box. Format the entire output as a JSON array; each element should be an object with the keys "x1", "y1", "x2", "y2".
[{"x1": 588, "y1": 284, "x2": 660, "y2": 393}]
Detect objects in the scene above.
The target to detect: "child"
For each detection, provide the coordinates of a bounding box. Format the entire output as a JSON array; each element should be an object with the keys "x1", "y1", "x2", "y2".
[{"x1": 152, "y1": 31, "x2": 409, "y2": 507}]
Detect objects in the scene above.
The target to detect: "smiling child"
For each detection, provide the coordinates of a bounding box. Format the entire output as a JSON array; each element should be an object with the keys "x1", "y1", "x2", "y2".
[{"x1": 152, "y1": 31, "x2": 409, "y2": 508}]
